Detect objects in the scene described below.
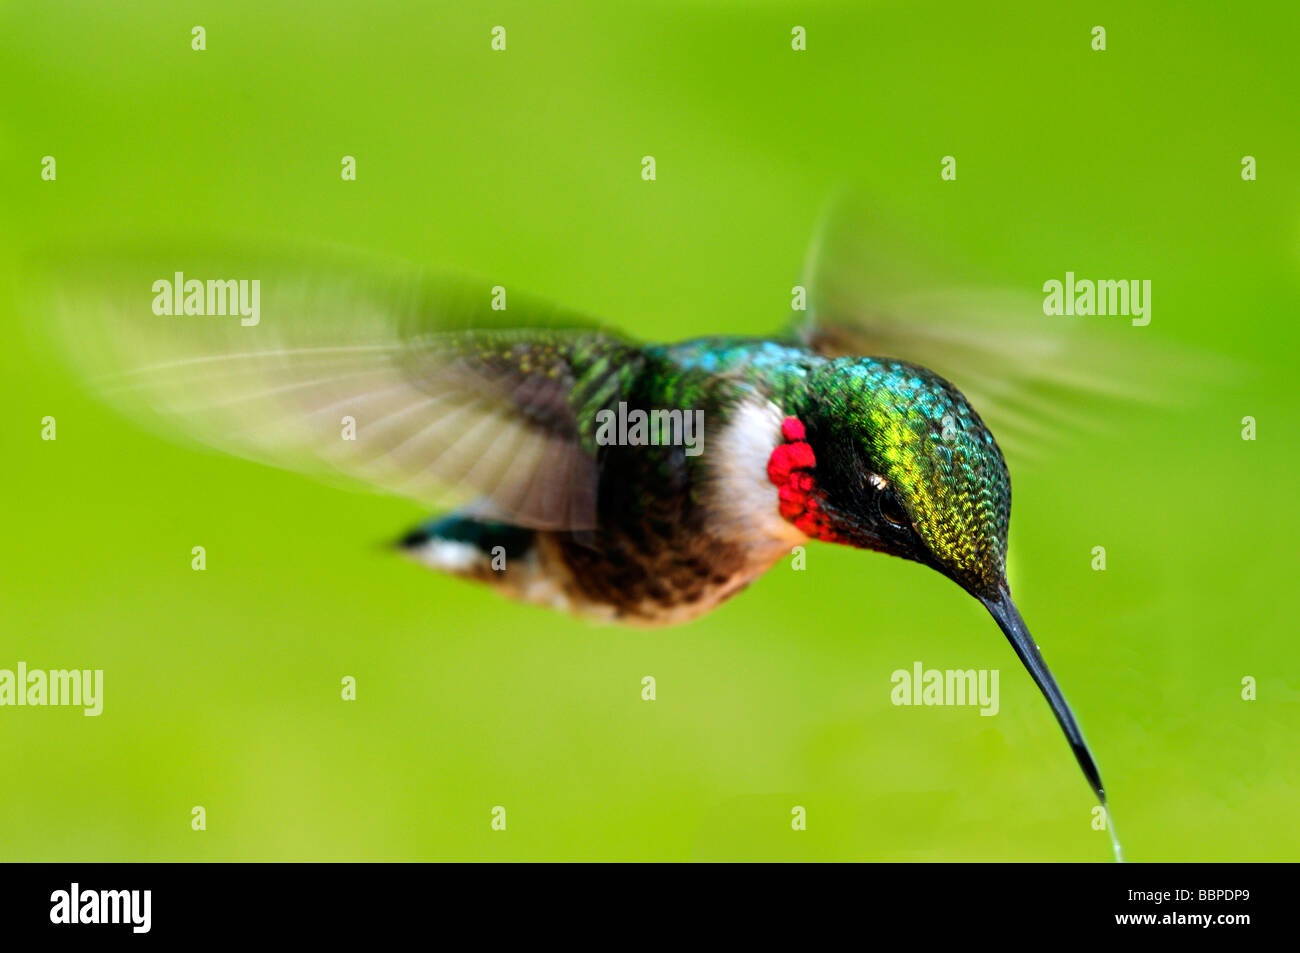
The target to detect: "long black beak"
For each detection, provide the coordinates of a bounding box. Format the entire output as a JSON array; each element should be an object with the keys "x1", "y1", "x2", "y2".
[{"x1": 979, "y1": 587, "x2": 1107, "y2": 804}]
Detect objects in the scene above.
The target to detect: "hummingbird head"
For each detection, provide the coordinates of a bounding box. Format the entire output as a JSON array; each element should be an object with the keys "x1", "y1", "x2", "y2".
[
  {"x1": 767, "y1": 355, "x2": 1107, "y2": 806},
  {"x1": 771, "y1": 357, "x2": 1009, "y2": 599}
]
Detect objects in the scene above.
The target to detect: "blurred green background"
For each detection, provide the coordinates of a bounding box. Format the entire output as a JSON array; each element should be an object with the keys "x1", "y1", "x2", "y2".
[{"x1": 1, "y1": 1, "x2": 1296, "y2": 861}]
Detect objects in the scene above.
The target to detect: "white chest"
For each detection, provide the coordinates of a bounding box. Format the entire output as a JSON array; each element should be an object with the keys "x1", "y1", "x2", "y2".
[{"x1": 704, "y1": 398, "x2": 809, "y2": 564}]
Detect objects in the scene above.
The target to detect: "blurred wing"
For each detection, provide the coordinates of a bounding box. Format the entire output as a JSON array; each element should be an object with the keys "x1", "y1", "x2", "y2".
[
  {"x1": 42, "y1": 248, "x2": 644, "y2": 531},
  {"x1": 792, "y1": 195, "x2": 1171, "y2": 462}
]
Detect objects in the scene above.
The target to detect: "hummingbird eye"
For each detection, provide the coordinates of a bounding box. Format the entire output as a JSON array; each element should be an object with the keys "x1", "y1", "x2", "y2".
[{"x1": 877, "y1": 486, "x2": 908, "y2": 530}]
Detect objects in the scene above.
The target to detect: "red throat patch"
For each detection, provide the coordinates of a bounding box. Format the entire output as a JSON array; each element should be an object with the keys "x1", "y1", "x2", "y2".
[{"x1": 766, "y1": 416, "x2": 843, "y2": 543}]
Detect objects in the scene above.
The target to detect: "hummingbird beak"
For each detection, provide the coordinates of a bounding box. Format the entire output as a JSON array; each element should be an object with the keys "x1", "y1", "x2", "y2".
[{"x1": 978, "y1": 587, "x2": 1107, "y2": 805}]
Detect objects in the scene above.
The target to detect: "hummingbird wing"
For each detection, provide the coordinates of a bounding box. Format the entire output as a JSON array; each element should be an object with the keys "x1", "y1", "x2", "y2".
[
  {"x1": 42, "y1": 247, "x2": 645, "y2": 531},
  {"x1": 791, "y1": 194, "x2": 1177, "y2": 462}
]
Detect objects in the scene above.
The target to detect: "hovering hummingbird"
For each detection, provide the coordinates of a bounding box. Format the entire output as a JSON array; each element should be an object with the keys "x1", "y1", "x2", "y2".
[{"x1": 52, "y1": 204, "x2": 1139, "y2": 835}]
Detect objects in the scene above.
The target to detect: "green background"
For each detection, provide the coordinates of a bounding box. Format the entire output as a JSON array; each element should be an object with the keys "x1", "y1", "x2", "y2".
[{"x1": 1, "y1": 1, "x2": 1296, "y2": 861}]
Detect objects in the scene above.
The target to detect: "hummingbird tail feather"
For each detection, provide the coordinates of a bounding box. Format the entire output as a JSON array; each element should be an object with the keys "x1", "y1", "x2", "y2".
[
  {"x1": 397, "y1": 509, "x2": 594, "y2": 617},
  {"x1": 399, "y1": 512, "x2": 535, "y2": 573}
]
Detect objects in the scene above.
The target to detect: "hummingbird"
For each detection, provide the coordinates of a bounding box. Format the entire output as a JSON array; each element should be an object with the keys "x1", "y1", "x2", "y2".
[{"x1": 51, "y1": 206, "x2": 1134, "y2": 839}]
